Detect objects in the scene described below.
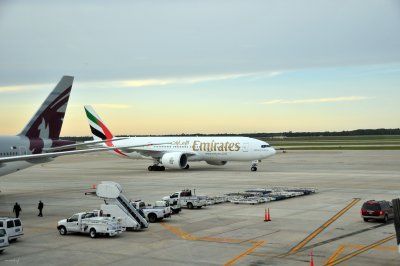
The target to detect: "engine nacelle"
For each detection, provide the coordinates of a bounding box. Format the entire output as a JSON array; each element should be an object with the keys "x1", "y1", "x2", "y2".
[
  {"x1": 206, "y1": 161, "x2": 228, "y2": 166},
  {"x1": 161, "y1": 152, "x2": 188, "y2": 169}
]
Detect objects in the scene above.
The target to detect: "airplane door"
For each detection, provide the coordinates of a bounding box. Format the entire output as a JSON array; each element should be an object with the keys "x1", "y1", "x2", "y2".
[
  {"x1": 242, "y1": 143, "x2": 249, "y2": 152},
  {"x1": 19, "y1": 146, "x2": 27, "y2": 155}
]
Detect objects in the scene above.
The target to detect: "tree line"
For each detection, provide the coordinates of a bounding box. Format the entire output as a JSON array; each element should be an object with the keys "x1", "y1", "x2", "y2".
[{"x1": 62, "y1": 128, "x2": 400, "y2": 142}]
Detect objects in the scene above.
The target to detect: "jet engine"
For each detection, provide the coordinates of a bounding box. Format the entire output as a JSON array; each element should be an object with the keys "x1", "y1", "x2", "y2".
[
  {"x1": 205, "y1": 161, "x2": 228, "y2": 166},
  {"x1": 161, "y1": 152, "x2": 188, "y2": 169}
]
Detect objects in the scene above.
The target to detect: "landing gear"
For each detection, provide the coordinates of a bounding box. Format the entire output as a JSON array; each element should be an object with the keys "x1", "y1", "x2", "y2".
[
  {"x1": 184, "y1": 164, "x2": 190, "y2": 170},
  {"x1": 148, "y1": 165, "x2": 165, "y2": 171},
  {"x1": 250, "y1": 160, "x2": 259, "y2": 172}
]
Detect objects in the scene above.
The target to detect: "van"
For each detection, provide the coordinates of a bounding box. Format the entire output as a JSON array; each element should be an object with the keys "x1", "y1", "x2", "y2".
[
  {"x1": 0, "y1": 217, "x2": 24, "y2": 241},
  {"x1": 0, "y1": 228, "x2": 9, "y2": 253}
]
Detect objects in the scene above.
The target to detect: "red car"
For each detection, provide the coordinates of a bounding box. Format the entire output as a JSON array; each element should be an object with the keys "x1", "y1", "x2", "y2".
[{"x1": 361, "y1": 200, "x2": 394, "y2": 223}]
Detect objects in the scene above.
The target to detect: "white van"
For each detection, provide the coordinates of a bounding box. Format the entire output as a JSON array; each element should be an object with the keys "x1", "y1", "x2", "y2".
[
  {"x1": 0, "y1": 228, "x2": 9, "y2": 253},
  {"x1": 0, "y1": 217, "x2": 24, "y2": 242}
]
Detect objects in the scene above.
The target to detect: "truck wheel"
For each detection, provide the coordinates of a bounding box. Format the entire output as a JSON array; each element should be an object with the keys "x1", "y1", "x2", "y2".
[
  {"x1": 187, "y1": 202, "x2": 193, "y2": 209},
  {"x1": 89, "y1": 228, "x2": 97, "y2": 238},
  {"x1": 148, "y1": 213, "x2": 157, "y2": 223},
  {"x1": 59, "y1": 226, "x2": 67, "y2": 235}
]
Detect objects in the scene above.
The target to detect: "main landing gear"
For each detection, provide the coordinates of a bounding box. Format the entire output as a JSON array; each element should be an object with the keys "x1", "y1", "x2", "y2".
[
  {"x1": 251, "y1": 160, "x2": 260, "y2": 172},
  {"x1": 148, "y1": 165, "x2": 165, "y2": 171}
]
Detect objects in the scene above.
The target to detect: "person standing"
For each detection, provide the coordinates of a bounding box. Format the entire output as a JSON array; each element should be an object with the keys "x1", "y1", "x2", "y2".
[
  {"x1": 13, "y1": 202, "x2": 21, "y2": 218},
  {"x1": 38, "y1": 200, "x2": 44, "y2": 217}
]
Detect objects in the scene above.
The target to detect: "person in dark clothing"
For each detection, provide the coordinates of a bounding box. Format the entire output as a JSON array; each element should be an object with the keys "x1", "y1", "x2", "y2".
[
  {"x1": 38, "y1": 200, "x2": 44, "y2": 217},
  {"x1": 13, "y1": 202, "x2": 21, "y2": 218}
]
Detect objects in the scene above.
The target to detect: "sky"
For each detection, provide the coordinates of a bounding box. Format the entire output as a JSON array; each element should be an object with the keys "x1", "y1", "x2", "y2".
[{"x1": 0, "y1": 0, "x2": 399, "y2": 136}]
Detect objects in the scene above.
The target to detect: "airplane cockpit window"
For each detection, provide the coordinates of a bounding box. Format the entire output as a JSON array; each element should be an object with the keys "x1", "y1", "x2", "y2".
[{"x1": 261, "y1": 145, "x2": 271, "y2": 148}]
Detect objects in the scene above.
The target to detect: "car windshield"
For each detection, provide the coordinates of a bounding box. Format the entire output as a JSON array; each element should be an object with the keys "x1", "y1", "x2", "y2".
[{"x1": 362, "y1": 202, "x2": 381, "y2": 211}]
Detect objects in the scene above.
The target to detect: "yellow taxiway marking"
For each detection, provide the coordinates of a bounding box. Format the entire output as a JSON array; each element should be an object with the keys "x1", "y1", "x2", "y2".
[
  {"x1": 160, "y1": 223, "x2": 265, "y2": 266},
  {"x1": 324, "y1": 245, "x2": 346, "y2": 265},
  {"x1": 324, "y1": 234, "x2": 396, "y2": 266},
  {"x1": 285, "y1": 198, "x2": 361, "y2": 256}
]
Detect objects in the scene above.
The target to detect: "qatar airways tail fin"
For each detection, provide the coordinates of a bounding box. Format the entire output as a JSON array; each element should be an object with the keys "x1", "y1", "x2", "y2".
[
  {"x1": 84, "y1": 105, "x2": 114, "y2": 141},
  {"x1": 18, "y1": 76, "x2": 74, "y2": 140}
]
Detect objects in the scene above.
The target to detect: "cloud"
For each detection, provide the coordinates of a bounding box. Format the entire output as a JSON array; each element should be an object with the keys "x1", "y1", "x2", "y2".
[
  {"x1": 0, "y1": 70, "x2": 284, "y2": 93},
  {"x1": 90, "y1": 104, "x2": 131, "y2": 109},
  {"x1": 76, "y1": 71, "x2": 284, "y2": 89},
  {"x1": 260, "y1": 96, "x2": 371, "y2": 105},
  {"x1": 0, "y1": 84, "x2": 47, "y2": 94}
]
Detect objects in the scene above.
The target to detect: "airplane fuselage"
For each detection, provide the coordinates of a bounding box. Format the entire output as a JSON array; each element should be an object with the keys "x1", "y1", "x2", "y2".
[
  {"x1": 0, "y1": 135, "x2": 74, "y2": 176},
  {"x1": 107, "y1": 136, "x2": 275, "y2": 162}
]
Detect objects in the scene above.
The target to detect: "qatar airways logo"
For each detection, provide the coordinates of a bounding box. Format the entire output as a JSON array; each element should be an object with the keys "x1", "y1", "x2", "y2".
[{"x1": 192, "y1": 140, "x2": 240, "y2": 152}]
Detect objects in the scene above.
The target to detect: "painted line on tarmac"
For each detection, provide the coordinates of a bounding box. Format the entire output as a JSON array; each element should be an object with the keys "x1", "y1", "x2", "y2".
[
  {"x1": 298, "y1": 222, "x2": 390, "y2": 252},
  {"x1": 160, "y1": 223, "x2": 265, "y2": 266},
  {"x1": 324, "y1": 234, "x2": 396, "y2": 266},
  {"x1": 283, "y1": 198, "x2": 361, "y2": 256},
  {"x1": 324, "y1": 245, "x2": 346, "y2": 265}
]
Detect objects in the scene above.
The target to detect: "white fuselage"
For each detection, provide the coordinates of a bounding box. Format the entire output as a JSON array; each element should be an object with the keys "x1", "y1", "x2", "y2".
[
  {"x1": 107, "y1": 136, "x2": 275, "y2": 162},
  {"x1": 0, "y1": 135, "x2": 53, "y2": 177}
]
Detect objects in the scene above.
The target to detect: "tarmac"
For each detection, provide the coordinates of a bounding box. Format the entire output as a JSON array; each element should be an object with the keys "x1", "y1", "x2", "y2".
[{"x1": 0, "y1": 150, "x2": 399, "y2": 266}]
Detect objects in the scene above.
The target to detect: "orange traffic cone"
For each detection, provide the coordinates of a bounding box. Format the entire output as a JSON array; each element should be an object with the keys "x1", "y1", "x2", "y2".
[
  {"x1": 91, "y1": 183, "x2": 96, "y2": 189},
  {"x1": 267, "y1": 208, "x2": 271, "y2": 221},
  {"x1": 264, "y1": 208, "x2": 268, "y2": 222},
  {"x1": 309, "y1": 251, "x2": 314, "y2": 266}
]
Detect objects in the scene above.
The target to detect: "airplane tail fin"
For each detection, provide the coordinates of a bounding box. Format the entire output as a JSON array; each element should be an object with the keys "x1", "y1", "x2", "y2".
[
  {"x1": 18, "y1": 76, "x2": 74, "y2": 140},
  {"x1": 84, "y1": 105, "x2": 114, "y2": 141}
]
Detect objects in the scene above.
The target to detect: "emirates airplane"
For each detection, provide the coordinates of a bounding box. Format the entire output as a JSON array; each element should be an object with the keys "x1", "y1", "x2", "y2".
[
  {"x1": 84, "y1": 106, "x2": 276, "y2": 171},
  {"x1": 0, "y1": 76, "x2": 156, "y2": 177}
]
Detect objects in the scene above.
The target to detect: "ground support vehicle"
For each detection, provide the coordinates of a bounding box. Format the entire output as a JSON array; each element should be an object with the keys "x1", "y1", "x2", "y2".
[
  {"x1": 0, "y1": 228, "x2": 9, "y2": 253},
  {"x1": 57, "y1": 212, "x2": 123, "y2": 238},
  {"x1": 131, "y1": 201, "x2": 169, "y2": 223},
  {"x1": 163, "y1": 189, "x2": 206, "y2": 209},
  {"x1": 0, "y1": 217, "x2": 23, "y2": 242},
  {"x1": 152, "y1": 200, "x2": 172, "y2": 217},
  {"x1": 95, "y1": 181, "x2": 149, "y2": 230}
]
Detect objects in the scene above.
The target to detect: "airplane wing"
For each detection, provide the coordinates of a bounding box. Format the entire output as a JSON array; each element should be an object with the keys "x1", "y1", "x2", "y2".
[
  {"x1": 42, "y1": 137, "x2": 129, "y2": 152},
  {"x1": 118, "y1": 147, "x2": 198, "y2": 158},
  {"x1": 0, "y1": 143, "x2": 169, "y2": 165}
]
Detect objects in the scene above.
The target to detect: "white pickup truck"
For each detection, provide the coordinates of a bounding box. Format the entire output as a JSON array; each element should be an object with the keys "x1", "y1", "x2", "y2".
[
  {"x1": 131, "y1": 201, "x2": 170, "y2": 223},
  {"x1": 57, "y1": 212, "x2": 123, "y2": 238},
  {"x1": 163, "y1": 189, "x2": 206, "y2": 209}
]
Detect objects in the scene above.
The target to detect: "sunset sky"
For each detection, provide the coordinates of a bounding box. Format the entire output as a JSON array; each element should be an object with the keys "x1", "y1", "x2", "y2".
[{"x1": 0, "y1": 0, "x2": 399, "y2": 136}]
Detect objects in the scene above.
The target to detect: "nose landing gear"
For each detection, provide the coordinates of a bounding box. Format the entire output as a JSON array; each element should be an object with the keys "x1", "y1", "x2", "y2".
[{"x1": 250, "y1": 160, "x2": 260, "y2": 172}]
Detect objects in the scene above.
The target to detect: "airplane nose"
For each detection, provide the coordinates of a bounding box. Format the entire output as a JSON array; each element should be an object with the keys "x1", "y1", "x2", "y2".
[{"x1": 270, "y1": 147, "x2": 276, "y2": 155}]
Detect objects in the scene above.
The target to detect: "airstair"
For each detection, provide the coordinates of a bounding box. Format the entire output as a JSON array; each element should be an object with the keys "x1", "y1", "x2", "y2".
[{"x1": 96, "y1": 181, "x2": 149, "y2": 229}]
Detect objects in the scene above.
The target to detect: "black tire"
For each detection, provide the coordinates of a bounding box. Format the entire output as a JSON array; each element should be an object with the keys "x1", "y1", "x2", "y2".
[
  {"x1": 148, "y1": 166, "x2": 153, "y2": 171},
  {"x1": 251, "y1": 167, "x2": 257, "y2": 171},
  {"x1": 187, "y1": 202, "x2": 193, "y2": 209},
  {"x1": 89, "y1": 228, "x2": 97, "y2": 238},
  {"x1": 160, "y1": 166, "x2": 165, "y2": 171},
  {"x1": 148, "y1": 213, "x2": 157, "y2": 223},
  {"x1": 184, "y1": 164, "x2": 190, "y2": 170},
  {"x1": 363, "y1": 218, "x2": 368, "y2": 222},
  {"x1": 172, "y1": 208, "x2": 181, "y2": 214},
  {"x1": 197, "y1": 206, "x2": 202, "y2": 209},
  {"x1": 0, "y1": 250, "x2": 3, "y2": 254},
  {"x1": 59, "y1": 226, "x2": 67, "y2": 235}
]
